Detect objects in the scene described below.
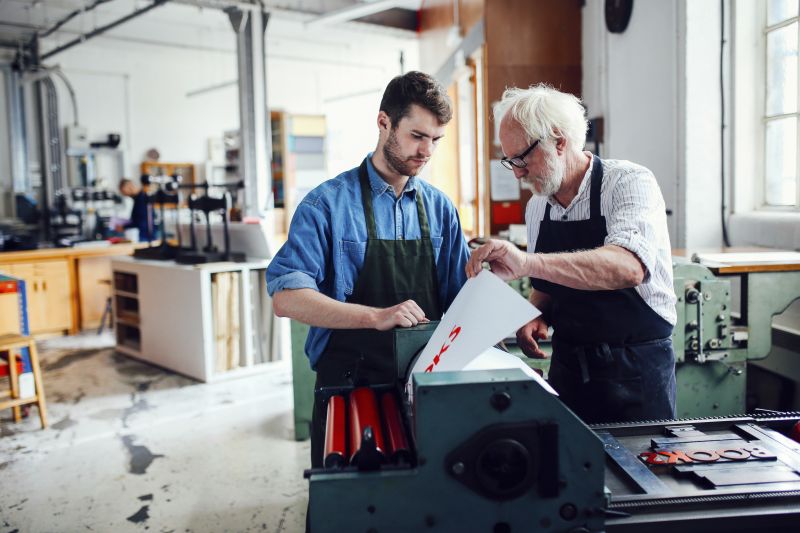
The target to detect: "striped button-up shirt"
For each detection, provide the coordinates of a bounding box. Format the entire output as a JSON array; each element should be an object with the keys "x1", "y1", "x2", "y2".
[{"x1": 526, "y1": 155, "x2": 677, "y2": 325}]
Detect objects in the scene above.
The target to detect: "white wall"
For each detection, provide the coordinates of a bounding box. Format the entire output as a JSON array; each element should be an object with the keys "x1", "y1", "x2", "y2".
[
  {"x1": 583, "y1": 0, "x2": 729, "y2": 250},
  {"x1": 35, "y1": 3, "x2": 417, "y2": 184}
]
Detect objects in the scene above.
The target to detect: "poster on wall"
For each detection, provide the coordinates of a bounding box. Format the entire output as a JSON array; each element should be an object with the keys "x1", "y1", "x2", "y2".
[{"x1": 490, "y1": 159, "x2": 521, "y2": 201}]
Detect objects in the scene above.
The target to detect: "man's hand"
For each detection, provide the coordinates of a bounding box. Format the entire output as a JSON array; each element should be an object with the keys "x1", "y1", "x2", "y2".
[
  {"x1": 516, "y1": 317, "x2": 549, "y2": 358},
  {"x1": 372, "y1": 300, "x2": 429, "y2": 331},
  {"x1": 466, "y1": 239, "x2": 531, "y2": 280}
]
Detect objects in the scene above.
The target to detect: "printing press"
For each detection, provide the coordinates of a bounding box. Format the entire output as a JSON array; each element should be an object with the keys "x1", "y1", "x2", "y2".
[{"x1": 305, "y1": 323, "x2": 800, "y2": 532}]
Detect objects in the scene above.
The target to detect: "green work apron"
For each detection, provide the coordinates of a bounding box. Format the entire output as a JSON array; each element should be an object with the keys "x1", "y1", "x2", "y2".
[{"x1": 309, "y1": 158, "x2": 442, "y2": 468}]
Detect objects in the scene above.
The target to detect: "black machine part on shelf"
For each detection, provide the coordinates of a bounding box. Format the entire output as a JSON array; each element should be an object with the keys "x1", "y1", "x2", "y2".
[
  {"x1": 445, "y1": 421, "x2": 559, "y2": 501},
  {"x1": 175, "y1": 192, "x2": 245, "y2": 264}
]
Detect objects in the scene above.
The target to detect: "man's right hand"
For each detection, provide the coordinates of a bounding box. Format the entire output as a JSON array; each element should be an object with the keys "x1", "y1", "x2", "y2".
[
  {"x1": 516, "y1": 317, "x2": 550, "y2": 358},
  {"x1": 372, "y1": 300, "x2": 429, "y2": 331},
  {"x1": 466, "y1": 239, "x2": 532, "y2": 280}
]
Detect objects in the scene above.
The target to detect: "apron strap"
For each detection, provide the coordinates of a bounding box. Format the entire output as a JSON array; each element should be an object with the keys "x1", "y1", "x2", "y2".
[
  {"x1": 589, "y1": 155, "x2": 603, "y2": 219},
  {"x1": 415, "y1": 188, "x2": 431, "y2": 239},
  {"x1": 357, "y1": 159, "x2": 378, "y2": 240}
]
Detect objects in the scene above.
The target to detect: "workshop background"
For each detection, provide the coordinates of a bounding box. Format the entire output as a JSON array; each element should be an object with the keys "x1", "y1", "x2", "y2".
[{"x1": 1, "y1": 1, "x2": 800, "y2": 532}]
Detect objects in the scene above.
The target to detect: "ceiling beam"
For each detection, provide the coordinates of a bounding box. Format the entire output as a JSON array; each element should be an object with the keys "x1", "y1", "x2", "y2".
[{"x1": 305, "y1": 0, "x2": 410, "y2": 28}]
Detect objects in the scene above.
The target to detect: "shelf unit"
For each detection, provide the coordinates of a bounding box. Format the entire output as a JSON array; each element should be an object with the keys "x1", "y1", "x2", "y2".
[
  {"x1": 140, "y1": 161, "x2": 197, "y2": 201},
  {"x1": 111, "y1": 257, "x2": 280, "y2": 382}
]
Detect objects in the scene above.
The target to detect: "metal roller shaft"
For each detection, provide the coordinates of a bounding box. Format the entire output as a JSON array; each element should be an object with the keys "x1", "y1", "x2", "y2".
[
  {"x1": 381, "y1": 391, "x2": 411, "y2": 464},
  {"x1": 323, "y1": 395, "x2": 347, "y2": 468}
]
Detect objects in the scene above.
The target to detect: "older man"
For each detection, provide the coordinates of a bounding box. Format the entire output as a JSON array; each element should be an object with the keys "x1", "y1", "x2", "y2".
[{"x1": 467, "y1": 85, "x2": 676, "y2": 423}]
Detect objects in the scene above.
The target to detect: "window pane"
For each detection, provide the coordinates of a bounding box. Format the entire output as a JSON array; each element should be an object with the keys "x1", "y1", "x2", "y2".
[
  {"x1": 765, "y1": 117, "x2": 797, "y2": 206},
  {"x1": 768, "y1": 0, "x2": 799, "y2": 26},
  {"x1": 767, "y1": 24, "x2": 799, "y2": 116}
]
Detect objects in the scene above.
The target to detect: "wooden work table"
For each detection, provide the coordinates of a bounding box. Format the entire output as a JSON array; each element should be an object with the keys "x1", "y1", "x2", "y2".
[
  {"x1": 0, "y1": 243, "x2": 142, "y2": 336},
  {"x1": 673, "y1": 247, "x2": 800, "y2": 274}
]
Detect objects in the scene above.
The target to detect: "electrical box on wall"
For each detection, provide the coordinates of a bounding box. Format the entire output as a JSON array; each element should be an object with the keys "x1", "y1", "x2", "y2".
[{"x1": 65, "y1": 125, "x2": 88, "y2": 150}]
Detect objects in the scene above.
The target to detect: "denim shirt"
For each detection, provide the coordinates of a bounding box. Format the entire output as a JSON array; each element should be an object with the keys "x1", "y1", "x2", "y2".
[{"x1": 266, "y1": 154, "x2": 470, "y2": 368}]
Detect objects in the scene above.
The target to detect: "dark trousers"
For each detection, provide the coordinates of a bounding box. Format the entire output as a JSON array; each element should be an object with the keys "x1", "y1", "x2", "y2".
[{"x1": 547, "y1": 336, "x2": 676, "y2": 424}]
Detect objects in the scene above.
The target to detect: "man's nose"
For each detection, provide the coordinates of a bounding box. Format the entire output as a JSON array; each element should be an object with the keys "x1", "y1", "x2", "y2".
[
  {"x1": 419, "y1": 138, "x2": 433, "y2": 157},
  {"x1": 512, "y1": 166, "x2": 527, "y2": 180}
]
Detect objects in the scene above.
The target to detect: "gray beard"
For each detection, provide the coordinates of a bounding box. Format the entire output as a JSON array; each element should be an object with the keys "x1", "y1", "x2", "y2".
[{"x1": 525, "y1": 148, "x2": 564, "y2": 197}]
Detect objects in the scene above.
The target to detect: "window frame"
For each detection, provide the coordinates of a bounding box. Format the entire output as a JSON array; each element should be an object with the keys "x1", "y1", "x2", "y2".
[{"x1": 763, "y1": 1, "x2": 800, "y2": 210}]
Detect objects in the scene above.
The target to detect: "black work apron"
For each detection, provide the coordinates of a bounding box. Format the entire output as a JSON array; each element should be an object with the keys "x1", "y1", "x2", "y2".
[
  {"x1": 309, "y1": 159, "x2": 442, "y2": 468},
  {"x1": 532, "y1": 155, "x2": 676, "y2": 424}
]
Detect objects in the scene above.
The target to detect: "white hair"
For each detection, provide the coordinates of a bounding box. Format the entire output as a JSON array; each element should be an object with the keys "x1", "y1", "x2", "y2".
[{"x1": 493, "y1": 84, "x2": 588, "y2": 154}]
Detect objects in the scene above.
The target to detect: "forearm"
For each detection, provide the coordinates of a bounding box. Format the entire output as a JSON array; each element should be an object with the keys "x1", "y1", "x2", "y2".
[
  {"x1": 273, "y1": 288, "x2": 377, "y2": 329},
  {"x1": 527, "y1": 245, "x2": 645, "y2": 290},
  {"x1": 529, "y1": 288, "x2": 551, "y2": 314}
]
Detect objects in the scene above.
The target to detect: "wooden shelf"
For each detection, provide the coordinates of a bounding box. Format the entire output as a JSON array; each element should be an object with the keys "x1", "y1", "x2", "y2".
[{"x1": 115, "y1": 313, "x2": 140, "y2": 326}]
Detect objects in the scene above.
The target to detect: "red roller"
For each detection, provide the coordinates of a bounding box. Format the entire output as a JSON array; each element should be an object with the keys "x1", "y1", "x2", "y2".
[
  {"x1": 349, "y1": 387, "x2": 385, "y2": 466},
  {"x1": 323, "y1": 395, "x2": 347, "y2": 468},
  {"x1": 791, "y1": 421, "x2": 800, "y2": 444},
  {"x1": 381, "y1": 391, "x2": 411, "y2": 464}
]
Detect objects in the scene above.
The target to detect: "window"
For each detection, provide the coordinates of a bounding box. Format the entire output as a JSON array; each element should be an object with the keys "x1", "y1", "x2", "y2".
[{"x1": 765, "y1": 0, "x2": 800, "y2": 207}]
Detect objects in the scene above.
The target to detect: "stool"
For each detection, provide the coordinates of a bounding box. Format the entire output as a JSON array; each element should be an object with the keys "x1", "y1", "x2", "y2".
[{"x1": 0, "y1": 334, "x2": 48, "y2": 429}]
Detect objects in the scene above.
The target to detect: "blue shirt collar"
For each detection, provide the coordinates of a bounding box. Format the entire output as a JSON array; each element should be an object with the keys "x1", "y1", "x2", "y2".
[{"x1": 366, "y1": 152, "x2": 418, "y2": 197}]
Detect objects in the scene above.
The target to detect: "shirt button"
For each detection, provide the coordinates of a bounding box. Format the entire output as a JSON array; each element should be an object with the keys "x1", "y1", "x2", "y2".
[{"x1": 561, "y1": 215, "x2": 568, "y2": 220}]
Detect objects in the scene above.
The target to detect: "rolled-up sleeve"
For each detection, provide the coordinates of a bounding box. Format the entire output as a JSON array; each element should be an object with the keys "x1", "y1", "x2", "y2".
[
  {"x1": 266, "y1": 199, "x2": 331, "y2": 296},
  {"x1": 604, "y1": 168, "x2": 664, "y2": 282}
]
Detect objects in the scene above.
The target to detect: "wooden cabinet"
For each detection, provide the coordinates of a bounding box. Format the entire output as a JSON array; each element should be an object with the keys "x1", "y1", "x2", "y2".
[
  {"x1": 78, "y1": 256, "x2": 112, "y2": 330},
  {"x1": 0, "y1": 243, "x2": 140, "y2": 336},
  {"x1": 0, "y1": 292, "x2": 20, "y2": 335},
  {"x1": 0, "y1": 260, "x2": 71, "y2": 335}
]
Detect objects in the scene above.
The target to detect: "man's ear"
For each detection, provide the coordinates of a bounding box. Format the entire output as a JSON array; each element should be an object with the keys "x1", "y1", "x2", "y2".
[
  {"x1": 377, "y1": 111, "x2": 391, "y2": 131},
  {"x1": 554, "y1": 136, "x2": 568, "y2": 155}
]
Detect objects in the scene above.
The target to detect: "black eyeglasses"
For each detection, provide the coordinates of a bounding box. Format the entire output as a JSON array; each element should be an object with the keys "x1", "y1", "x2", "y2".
[{"x1": 500, "y1": 139, "x2": 540, "y2": 170}]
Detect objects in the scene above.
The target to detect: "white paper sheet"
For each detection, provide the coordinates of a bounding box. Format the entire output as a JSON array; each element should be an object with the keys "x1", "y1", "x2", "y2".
[
  {"x1": 463, "y1": 346, "x2": 557, "y2": 395},
  {"x1": 406, "y1": 270, "x2": 541, "y2": 395}
]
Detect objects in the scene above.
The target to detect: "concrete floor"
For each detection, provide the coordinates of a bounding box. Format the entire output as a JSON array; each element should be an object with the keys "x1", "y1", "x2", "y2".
[{"x1": 0, "y1": 333, "x2": 309, "y2": 533}]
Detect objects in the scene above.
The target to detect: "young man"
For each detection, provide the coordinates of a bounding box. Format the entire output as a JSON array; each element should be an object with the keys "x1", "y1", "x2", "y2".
[
  {"x1": 266, "y1": 71, "x2": 470, "y2": 468},
  {"x1": 467, "y1": 84, "x2": 677, "y2": 424},
  {"x1": 118, "y1": 177, "x2": 153, "y2": 242}
]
